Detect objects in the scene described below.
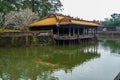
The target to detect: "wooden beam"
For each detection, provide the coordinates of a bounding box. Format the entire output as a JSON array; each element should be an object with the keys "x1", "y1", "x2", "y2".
[
  {"x1": 57, "y1": 27, "x2": 59, "y2": 36},
  {"x1": 77, "y1": 28, "x2": 79, "y2": 35}
]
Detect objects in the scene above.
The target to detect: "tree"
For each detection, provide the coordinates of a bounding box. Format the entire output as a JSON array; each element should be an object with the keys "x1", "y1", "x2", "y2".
[
  {"x1": 21, "y1": 0, "x2": 63, "y2": 18},
  {"x1": 111, "y1": 13, "x2": 120, "y2": 19},
  {"x1": 0, "y1": 0, "x2": 63, "y2": 28},
  {"x1": 101, "y1": 13, "x2": 120, "y2": 27},
  {"x1": 0, "y1": 12, "x2": 3, "y2": 28},
  {"x1": 0, "y1": 0, "x2": 21, "y2": 28},
  {"x1": 5, "y1": 8, "x2": 39, "y2": 31}
]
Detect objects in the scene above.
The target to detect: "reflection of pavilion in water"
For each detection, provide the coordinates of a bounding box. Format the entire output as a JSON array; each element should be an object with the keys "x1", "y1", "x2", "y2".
[
  {"x1": 84, "y1": 45, "x2": 98, "y2": 53},
  {"x1": 41, "y1": 44, "x2": 100, "y2": 73},
  {"x1": 0, "y1": 44, "x2": 100, "y2": 79}
]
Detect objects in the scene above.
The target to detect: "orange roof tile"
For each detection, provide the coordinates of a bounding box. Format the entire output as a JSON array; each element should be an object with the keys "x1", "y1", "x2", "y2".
[{"x1": 29, "y1": 14, "x2": 100, "y2": 27}]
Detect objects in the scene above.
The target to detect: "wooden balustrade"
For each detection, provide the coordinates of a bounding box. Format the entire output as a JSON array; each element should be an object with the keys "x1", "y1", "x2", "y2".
[{"x1": 53, "y1": 34, "x2": 95, "y2": 40}]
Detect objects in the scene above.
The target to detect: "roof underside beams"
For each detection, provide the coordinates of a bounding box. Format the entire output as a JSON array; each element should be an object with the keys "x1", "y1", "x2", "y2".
[{"x1": 30, "y1": 24, "x2": 97, "y2": 29}]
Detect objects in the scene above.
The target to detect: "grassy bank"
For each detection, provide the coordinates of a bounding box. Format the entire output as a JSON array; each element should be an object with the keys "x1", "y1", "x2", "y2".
[{"x1": 0, "y1": 29, "x2": 20, "y2": 32}]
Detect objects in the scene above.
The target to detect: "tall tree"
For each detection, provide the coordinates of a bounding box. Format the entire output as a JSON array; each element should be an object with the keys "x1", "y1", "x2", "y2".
[
  {"x1": 101, "y1": 13, "x2": 120, "y2": 27},
  {"x1": 21, "y1": 0, "x2": 63, "y2": 17},
  {"x1": 0, "y1": 0, "x2": 21, "y2": 28},
  {"x1": 0, "y1": 0, "x2": 63, "y2": 28},
  {"x1": 31, "y1": 0, "x2": 35, "y2": 12},
  {"x1": 5, "y1": 8, "x2": 39, "y2": 31}
]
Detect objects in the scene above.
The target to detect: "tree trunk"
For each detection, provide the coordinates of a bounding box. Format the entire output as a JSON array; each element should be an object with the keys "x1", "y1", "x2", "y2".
[{"x1": 0, "y1": 13, "x2": 5, "y2": 30}]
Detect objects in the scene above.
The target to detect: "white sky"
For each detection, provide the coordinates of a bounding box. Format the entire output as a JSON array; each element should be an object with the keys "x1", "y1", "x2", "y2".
[{"x1": 59, "y1": 0, "x2": 120, "y2": 20}]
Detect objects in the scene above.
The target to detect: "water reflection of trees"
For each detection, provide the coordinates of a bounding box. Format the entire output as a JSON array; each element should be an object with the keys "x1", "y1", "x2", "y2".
[
  {"x1": 0, "y1": 44, "x2": 100, "y2": 80},
  {"x1": 102, "y1": 40, "x2": 120, "y2": 54}
]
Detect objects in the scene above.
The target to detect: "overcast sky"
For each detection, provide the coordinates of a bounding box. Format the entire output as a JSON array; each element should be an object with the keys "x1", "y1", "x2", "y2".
[{"x1": 59, "y1": 0, "x2": 120, "y2": 21}]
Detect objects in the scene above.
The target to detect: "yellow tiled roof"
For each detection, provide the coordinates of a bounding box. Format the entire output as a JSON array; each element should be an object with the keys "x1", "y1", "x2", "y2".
[
  {"x1": 29, "y1": 14, "x2": 100, "y2": 27},
  {"x1": 29, "y1": 17, "x2": 57, "y2": 26}
]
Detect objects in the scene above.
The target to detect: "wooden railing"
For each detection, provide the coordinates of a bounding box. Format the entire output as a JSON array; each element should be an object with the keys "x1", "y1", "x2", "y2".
[
  {"x1": 78, "y1": 35, "x2": 94, "y2": 39},
  {"x1": 53, "y1": 34, "x2": 95, "y2": 40}
]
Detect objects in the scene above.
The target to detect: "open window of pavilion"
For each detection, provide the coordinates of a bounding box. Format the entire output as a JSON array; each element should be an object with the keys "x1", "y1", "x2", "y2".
[{"x1": 29, "y1": 14, "x2": 100, "y2": 40}]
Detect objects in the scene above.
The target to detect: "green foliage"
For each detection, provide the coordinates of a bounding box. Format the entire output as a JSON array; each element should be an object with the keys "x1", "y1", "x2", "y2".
[
  {"x1": 0, "y1": 0, "x2": 63, "y2": 16},
  {"x1": 0, "y1": 0, "x2": 19, "y2": 13},
  {"x1": 21, "y1": 0, "x2": 63, "y2": 18},
  {"x1": 0, "y1": 0, "x2": 21, "y2": 28},
  {"x1": 101, "y1": 13, "x2": 120, "y2": 27}
]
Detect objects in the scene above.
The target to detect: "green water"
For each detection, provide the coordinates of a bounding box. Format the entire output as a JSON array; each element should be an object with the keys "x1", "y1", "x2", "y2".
[{"x1": 0, "y1": 40, "x2": 120, "y2": 80}]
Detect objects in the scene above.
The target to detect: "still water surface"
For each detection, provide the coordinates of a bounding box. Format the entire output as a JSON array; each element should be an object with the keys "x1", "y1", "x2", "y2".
[{"x1": 0, "y1": 40, "x2": 120, "y2": 80}]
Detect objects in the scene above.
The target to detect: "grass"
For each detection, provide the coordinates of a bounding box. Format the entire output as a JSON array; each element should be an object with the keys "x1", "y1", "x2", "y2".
[{"x1": 0, "y1": 29, "x2": 20, "y2": 32}]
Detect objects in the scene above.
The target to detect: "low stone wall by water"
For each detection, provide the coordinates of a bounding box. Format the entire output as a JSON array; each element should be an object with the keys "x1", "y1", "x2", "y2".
[
  {"x1": 0, "y1": 32, "x2": 54, "y2": 47},
  {"x1": 0, "y1": 36, "x2": 54, "y2": 47}
]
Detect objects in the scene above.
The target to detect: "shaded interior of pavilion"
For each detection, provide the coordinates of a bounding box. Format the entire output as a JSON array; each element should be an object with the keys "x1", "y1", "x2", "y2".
[{"x1": 53, "y1": 25, "x2": 97, "y2": 36}]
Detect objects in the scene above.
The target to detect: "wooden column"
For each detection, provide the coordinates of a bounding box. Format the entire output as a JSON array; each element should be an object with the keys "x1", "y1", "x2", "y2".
[
  {"x1": 83, "y1": 28, "x2": 85, "y2": 35},
  {"x1": 86, "y1": 28, "x2": 88, "y2": 35},
  {"x1": 57, "y1": 27, "x2": 59, "y2": 36},
  {"x1": 69, "y1": 27, "x2": 71, "y2": 36},
  {"x1": 94, "y1": 28, "x2": 95, "y2": 36},
  {"x1": 90, "y1": 28, "x2": 91, "y2": 35},
  {"x1": 87, "y1": 28, "x2": 88, "y2": 35},
  {"x1": 96, "y1": 28, "x2": 97, "y2": 34},
  {"x1": 92, "y1": 28, "x2": 93, "y2": 35},
  {"x1": 84, "y1": 28, "x2": 86, "y2": 35},
  {"x1": 93, "y1": 28, "x2": 95, "y2": 35},
  {"x1": 96, "y1": 28, "x2": 98, "y2": 36},
  {"x1": 90, "y1": 28, "x2": 92, "y2": 34},
  {"x1": 87, "y1": 28, "x2": 89, "y2": 35},
  {"x1": 73, "y1": 28, "x2": 75, "y2": 36},
  {"x1": 77, "y1": 28, "x2": 79, "y2": 40},
  {"x1": 77, "y1": 27, "x2": 79, "y2": 35},
  {"x1": 85, "y1": 28, "x2": 87, "y2": 35}
]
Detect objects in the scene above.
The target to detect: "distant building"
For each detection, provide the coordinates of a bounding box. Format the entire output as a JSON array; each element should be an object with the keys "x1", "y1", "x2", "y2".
[{"x1": 29, "y1": 14, "x2": 100, "y2": 44}]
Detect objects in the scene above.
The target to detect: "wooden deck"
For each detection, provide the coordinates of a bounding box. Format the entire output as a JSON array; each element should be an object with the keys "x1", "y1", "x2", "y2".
[{"x1": 53, "y1": 35, "x2": 95, "y2": 40}]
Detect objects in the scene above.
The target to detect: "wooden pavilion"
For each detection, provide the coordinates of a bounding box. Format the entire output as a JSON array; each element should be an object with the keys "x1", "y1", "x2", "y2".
[{"x1": 29, "y1": 14, "x2": 100, "y2": 44}]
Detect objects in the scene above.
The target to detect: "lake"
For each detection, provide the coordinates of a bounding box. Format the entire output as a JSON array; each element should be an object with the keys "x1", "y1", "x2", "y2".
[{"x1": 0, "y1": 39, "x2": 120, "y2": 80}]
